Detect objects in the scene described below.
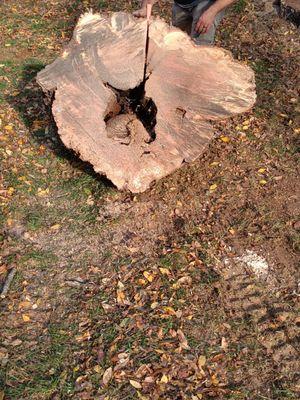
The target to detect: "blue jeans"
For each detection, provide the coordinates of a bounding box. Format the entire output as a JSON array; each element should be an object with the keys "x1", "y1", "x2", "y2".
[{"x1": 172, "y1": 0, "x2": 225, "y2": 45}]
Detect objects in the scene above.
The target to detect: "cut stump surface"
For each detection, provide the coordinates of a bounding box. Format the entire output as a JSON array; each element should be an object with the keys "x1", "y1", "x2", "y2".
[{"x1": 37, "y1": 12, "x2": 256, "y2": 192}]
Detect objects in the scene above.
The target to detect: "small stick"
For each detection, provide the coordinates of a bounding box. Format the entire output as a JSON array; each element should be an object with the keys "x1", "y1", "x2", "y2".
[{"x1": 0, "y1": 268, "x2": 16, "y2": 298}]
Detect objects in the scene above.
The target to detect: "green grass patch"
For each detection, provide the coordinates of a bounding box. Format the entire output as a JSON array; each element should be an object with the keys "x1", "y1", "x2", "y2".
[
  {"x1": 3, "y1": 323, "x2": 77, "y2": 399},
  {"x1": 21, "y1": 249, "x2": 58, "y2": 271},
  {"x1": 232, "y1": 0, "x2": 247, "y2": 13}
]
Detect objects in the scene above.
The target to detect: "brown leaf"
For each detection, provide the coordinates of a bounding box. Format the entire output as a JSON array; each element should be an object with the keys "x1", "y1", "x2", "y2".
[
  {"x1": 102, "y1": 367, "x2": 113, "y2": 385},
  {"x1": 177, "y1": 329, "x2": 190, "y2": 350}
]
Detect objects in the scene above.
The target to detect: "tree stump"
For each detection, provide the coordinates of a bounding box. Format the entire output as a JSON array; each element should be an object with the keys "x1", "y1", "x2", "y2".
[{"x1": 37, "y1": 12, "x2": 256, "y2": 193}]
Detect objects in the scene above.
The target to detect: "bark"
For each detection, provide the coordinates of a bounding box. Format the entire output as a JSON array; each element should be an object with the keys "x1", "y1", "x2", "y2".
[{"x1": 37, "y1": 12, "x2": 256, "y2": 193}]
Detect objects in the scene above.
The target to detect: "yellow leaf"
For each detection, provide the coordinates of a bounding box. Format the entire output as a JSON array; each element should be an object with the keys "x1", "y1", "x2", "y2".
[
  {"x1": 137, "y1": 279, "x2": 147, "y2": 286},
  {"x1": 37, "y1": 188, "x2": 49, "y2": 197},
  {"x1": 242, "y1": 125, "x2": 249, "y2": 130},
  {"x1": 160, "y1": 374, "x2": 169, "y2": 383},
  {"x1": 159, "y1": 267, "x2": 170, "y2": 275},
  {"x1": 209, "y1": 184, "x2": 217, "y2": 191},
  {"x1": 143, "y1": 271, "x2": 154, "y2": 282},
  {"x1": 4, "y1": 125, "x2": 13, "y2": 131},
  {"x1": 259, "y1": 179, "x2": 267, "y2": 185},
  {"x1": 22, "y1": 314, "x2": 30, "y2": 322},
  {"x1": 50, "y1": 224, "x2": 60, "y2": 231},
  {"x1": 211, "y1": 374, "x2": 219, "y2": 386},
  {"x1": 162, "y1": 306, "x2": 176, "y2": 315},
  {"x1": 129, "y1": 380, "x2": 142, "y2": 389},
  {"x1": 117, "y1": 289, "x2": 125, "y2": 304},
  {"x1": 93, "y1": 365, "x2": 103, "y2": 373},
  {"x1": 258, "y1": 168, "x2": 266, "y2": 173},
  {"x1": 198, "y1": 355, "x2": 206, "y2": 368},
  {"x1": 220, "y1": 136, "x2": 230, "y2": 143},
  {"x1": 242, "y1": 119, "x2": 250, "y2": 125},
  {"x1": 137, "y1": 391, "x2": 148, "y2": 400},
  {"x1": 150, "y1": 302, "x2": 159, "y2": 309},
  {"x1": 7, "y1": 187, "x2": 14, "y2": 195},
  {"x1": 75, "y1": 331, "x2": 91, "y2": 342},
  {"x1": 210, "y1": 161, "x2": 219, "y2": 167}
]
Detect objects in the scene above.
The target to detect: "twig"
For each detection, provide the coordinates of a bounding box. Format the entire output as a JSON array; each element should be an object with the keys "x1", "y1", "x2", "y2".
[{"x1": 0, "y1": 268, "x2": 16, "y2": 298}]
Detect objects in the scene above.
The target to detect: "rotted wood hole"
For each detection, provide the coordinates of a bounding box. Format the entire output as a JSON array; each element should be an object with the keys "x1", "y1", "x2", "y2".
[{"x1": 104, "y1": 82, "x2": 157, "y2": 145}]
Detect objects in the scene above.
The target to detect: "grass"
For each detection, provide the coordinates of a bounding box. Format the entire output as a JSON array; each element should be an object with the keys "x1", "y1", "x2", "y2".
[
  {"x1": 3, "y1": 323, "x2": 77, "y2": 399},
  {"x1": 20, "y1": 250, "x2": 58, "y2": 271},
  {"x1": 232, "y1": 0, "x2": 247, "y2": 14}
]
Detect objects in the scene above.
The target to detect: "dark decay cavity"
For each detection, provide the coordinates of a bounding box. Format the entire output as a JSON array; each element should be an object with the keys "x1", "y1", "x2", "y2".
[{"x1": 105, "y1": 81, "x2": 157, "y2": 142}]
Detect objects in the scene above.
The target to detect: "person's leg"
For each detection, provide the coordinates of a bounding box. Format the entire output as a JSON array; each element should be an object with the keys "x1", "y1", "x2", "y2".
[
  {"x1": 172, "y1": 3, "x2": 193, "y2": 36},
  {"x1": 191, "y1": 0, "x2": 225, "y2": 45},
  {"x1": 133, "y1": 0, "x2": 157, "y2": 18}
]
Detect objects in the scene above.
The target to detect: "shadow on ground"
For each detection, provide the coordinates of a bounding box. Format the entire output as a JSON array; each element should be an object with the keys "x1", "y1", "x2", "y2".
[{"x1": 7, "y1": 63, "x2": 115, "y2": 190}]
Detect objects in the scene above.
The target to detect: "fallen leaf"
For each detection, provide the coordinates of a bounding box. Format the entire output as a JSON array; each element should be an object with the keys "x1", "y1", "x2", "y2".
[
  {"x1": 150, "y1": 302, "x2": 159, "y2": 309},
  {"x1": 160, "y1": 374, "x2": 169, "y2": 383},
  {"x1": 117, "y1": 289, "x2": 125, "y2": 304},
  {"x1": 75, "y1": 331, "x2": 91, "y2": 342},
  {"x1": 18, "y1": 301, "x2": 31, "y2": 309},
  {"x1": 102, "y1": 367, "x2": 113, "y2": 385},
  {"x1": 177, "y1": 329, "x2": 190, "y2": 350},
  {"x1": 93, "y1": 365, "x2": 103, "y2": 373},
  {"x1": 162, "y1": 306, "x2": 176, "y2": 315},
  {"x1": 11, "y1": 339, "x2": 22, "y2": 347},
  {"x1": 177, "y1": 276, "x2": 192, "y2": 286},
  {"x1": 129, "y1": 379, "x2": 142, "y2": 389},
  {"x1": 143, "y1": 271, "x2": 154, "y2": 282},
  {"x1": 37, "y1": 188, "x2": 50, "y2": 197},
  {"x1": 159, "y1": 267, "x2": 170, "y2": 275},
  {"x1": 22, "y1": 314, "x2": 30, "y2": 322},
  {"x1": 50, "y1": 224, "x2": 60, "y2": 231},
  {"x1": 209, "y1": 183, "x2": 217, "y2": 191},
  {"x1": 198, "y1": 355, "x2": 206, "y2": 368},
  {"x1": 259, "y1": 179, "x2": 267, "y2": 185},
  {"x1": 221, "y1": 336, "x2": 228, "y2": 351},
  {"x1": 220, "y1": 135, "x2": 230, "y2": 143}
]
